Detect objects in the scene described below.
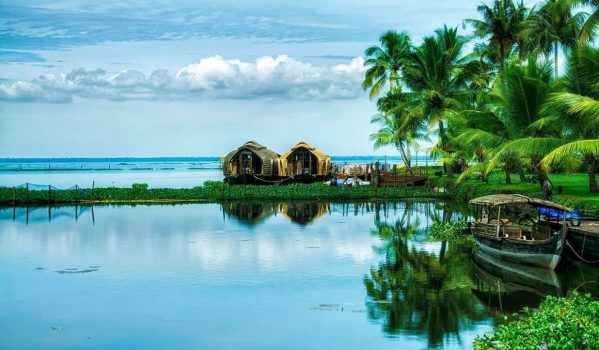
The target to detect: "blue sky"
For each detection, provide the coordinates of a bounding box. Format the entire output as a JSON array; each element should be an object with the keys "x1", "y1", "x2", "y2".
[{"x1": 0, "y1": 0, "x2": 536, "y2": 157}]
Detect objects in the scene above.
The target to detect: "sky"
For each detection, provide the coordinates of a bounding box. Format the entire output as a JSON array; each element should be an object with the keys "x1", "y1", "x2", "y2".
[{"x1": 0, "y1": 0, "x2": 537, "y2": 157}]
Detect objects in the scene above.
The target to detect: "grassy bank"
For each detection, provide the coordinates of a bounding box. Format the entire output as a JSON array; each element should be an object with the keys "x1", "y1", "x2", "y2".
[
  {"x1": 0, "y1": 182, "x2": 447, "y2": 206},
  {"x1": 432, "y1": 172, "x2": 599, "y2": 215},
  {"x1": 1, "y1": 173, "x2": 597, "y2": 213}
]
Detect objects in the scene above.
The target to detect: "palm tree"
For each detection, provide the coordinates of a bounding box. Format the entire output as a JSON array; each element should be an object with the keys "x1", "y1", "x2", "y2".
[
  {"x1": 370, "y1": 89, "x2": 429, "y2": 171},
  {"x1": 577, "y1": 0, "x2": 599, "y2": 46},
  {"x1": 401, "y1": 26, "x2": 478, "y2": 175},
  {"x1": 483, "y1": 57, "x2": 563, "y2": 188},
  {"x1": 526, "y1": 0, "x2": 582, "y2": 77},
  {"x1": 464, "y1": 0, "x2": 530, "y2": 72},
  {"x1": 540, "y1": 47, "x2": 599, "y2": 192},
  {"x1": 362, "y1": 31, "x2": 412, "y2": 100}
]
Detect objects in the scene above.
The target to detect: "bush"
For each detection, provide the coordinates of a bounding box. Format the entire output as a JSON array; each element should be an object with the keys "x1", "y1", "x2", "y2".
[
  {"x1": 474, "y1": 293, "x2": 599, "y2": 350},
  {"x1": 131, "y1": 183, "x2": 149, "y2": 190}
]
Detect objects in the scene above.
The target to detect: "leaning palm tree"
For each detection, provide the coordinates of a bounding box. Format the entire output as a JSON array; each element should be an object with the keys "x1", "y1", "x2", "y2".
[
  {"x1": 362, "y1": 31, "x2": 412, "y2": 100},
  {"x1": 526, "y1": 0, "x2": 583, "y2": 77},
  {"x1": 401, "y1": 26, "x2": 479, "y2": 175},
  {"x1": 464, "y1": 0, "x2": 530, "y2": 72}
]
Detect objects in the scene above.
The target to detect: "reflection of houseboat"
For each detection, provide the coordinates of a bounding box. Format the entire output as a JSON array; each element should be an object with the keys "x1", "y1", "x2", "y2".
[
  {"x1": 471, "y1": 251, "x2": 561, "y2": 313},
  {"x1": 469, "y1": 194, "x2": 569, "y2": 270},
  {"x1": 223, "y1": 141, "x2": 281, "y2": 184},
  {"x1": 279, "y1": 142, "x2": 331, "y2": 183},
  {"x1": 278, "y1": 202, "x2": 329, "y2": 225},
  {"x1": 222, "y1": 202, "x2": 277, "y2": 225}
]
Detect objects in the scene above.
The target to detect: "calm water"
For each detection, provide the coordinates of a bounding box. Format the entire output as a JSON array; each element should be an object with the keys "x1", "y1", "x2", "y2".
[
  {"x1": 1, "y1": 202, "x2": 597, "y2": 350},
  {"x1": 0, "y1": 156, "x2": 434, "y2": 188}
]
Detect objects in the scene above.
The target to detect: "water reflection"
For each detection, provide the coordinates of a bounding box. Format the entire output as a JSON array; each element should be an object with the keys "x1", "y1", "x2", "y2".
[
  {"x1": 364, "y1": 207, "x2": 487, "y2": 348},
  {"x1": 0, "y1": 201, "x2": 598, "y2": 350}
]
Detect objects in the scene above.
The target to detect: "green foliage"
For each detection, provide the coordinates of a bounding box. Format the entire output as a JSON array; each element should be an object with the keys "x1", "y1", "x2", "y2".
[
  {"x1": 474, "y1": 293, "x2": 599, "y2": 349},
  {"x1": 429, "y1": 221, "x2": 469, "y2": 242},
  {"x1": 131, "y1": 183, "x2": 149, "y2": 190},
  {"x1": 0, "y1": 183, "x2": 449, "y2": 206}
]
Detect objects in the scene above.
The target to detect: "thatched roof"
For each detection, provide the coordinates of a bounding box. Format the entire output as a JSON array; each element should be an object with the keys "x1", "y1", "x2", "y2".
[
  {"x1": 223, "y1": 140, "x2": 280, "y2": 176},
  {"x1": 280, "y1": 141, "x2": 329, "y2": 162},
  {"x1": 469, "y1": 194, "x2": 571, "y2": 211}
]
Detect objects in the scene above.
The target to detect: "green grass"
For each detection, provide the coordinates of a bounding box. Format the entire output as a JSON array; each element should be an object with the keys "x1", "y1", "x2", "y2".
[{"x1": 433, "y1": 172, "x2": 599, "y2": 215}]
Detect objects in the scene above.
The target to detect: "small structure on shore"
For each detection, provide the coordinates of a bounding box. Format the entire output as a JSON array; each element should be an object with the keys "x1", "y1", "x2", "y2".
[
  {"x1": 223, "y1": 141, "x2": 280, "y2": 184},
  {"x1": 279, "y1": 141, "x2": 331, "y2": 181}
]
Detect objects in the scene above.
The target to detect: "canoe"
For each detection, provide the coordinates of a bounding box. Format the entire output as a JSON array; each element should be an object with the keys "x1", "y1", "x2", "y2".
[{"x1": 473, "y1": 226, "x2": 566, "y2": 270}]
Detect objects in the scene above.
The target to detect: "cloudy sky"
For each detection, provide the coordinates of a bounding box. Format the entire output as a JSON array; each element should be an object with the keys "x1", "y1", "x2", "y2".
[{"x1": 0, "y1": 0, "x2": 534, "y2": 157}]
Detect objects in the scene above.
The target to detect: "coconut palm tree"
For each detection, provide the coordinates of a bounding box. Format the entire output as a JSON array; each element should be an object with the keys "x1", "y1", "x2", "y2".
[
  {"x1": 540, "y1": 47, "x2": 599, "y2": 192},
  {"x1": 577, "y1": 0, "x2": 599, "y2": 46},
  {"x1": 370, "y1": 89, "x2": 429, "y2": 171},
  {"x1": 400, "y1": 26, "x2": 479, "y2": 175},
  {"x1": 464, "y1": 0, "x2": 530, "y2": 72},
  {"x1": 526, "y1": 0, "x2": 582, "y2": 77},
  {"x1": 362, "y1": 31, "x2": 412, "y2": 100},
  {"x1": 483, "y1": 57, "x2": 564, "y2": 188}
]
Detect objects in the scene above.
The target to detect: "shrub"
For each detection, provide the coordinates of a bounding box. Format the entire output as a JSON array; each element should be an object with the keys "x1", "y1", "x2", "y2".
[
  {"x1": 131, "y1": 183, "x2": 149, "y2": 190},
  {"x1": 474, "y1": 293, "x2": 599, "y2": 349}
]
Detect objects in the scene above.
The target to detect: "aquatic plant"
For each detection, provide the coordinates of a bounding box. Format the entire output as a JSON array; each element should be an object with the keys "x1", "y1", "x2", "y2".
[{"x1": 474, "y1": 293, "x2": 599, "y2": 349}]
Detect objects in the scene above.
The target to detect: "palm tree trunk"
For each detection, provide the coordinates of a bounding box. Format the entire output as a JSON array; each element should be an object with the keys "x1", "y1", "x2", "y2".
[
  {"x1": 554, "y1": 41, "x2": 559, "y2": 78},
  {"x1": 588, "y1": 158, "x2": 598, "y2": 193},
  {"x1": 438, "y1": 121, "x2": 452, "y2": 176},
  {"x1": 516, "y1": 162, "x2": 526, "y2": 182},
  {"x1": 398, "y1": 144, "x2": 413, "y2": 174}
]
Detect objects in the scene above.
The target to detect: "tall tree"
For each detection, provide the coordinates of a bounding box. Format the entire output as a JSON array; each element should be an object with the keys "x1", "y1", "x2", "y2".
[
  {"x1": 464, "y1": 0, "x2": 529, "y2": 72},
  {"x1": 401, "y1": 26, "x2": 478, "y2": 175},
  {"x1": 577, "y1": 0, "x2": 599, "y2": 46},
  {"x1": 362, "y1": 31, "x2": 412, "y2": 100},
  {"x1": 527, "y1": 0, "x2": 582, "y2": 77},
  {"x1": 540, "y1": 47, "x2": 599, "y2": 192}
]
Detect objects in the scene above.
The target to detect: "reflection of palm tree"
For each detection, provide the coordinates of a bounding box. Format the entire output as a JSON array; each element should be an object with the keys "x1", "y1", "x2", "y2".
[{"x1": 364, "y1": 208, "x2": 486, "y2": 348}]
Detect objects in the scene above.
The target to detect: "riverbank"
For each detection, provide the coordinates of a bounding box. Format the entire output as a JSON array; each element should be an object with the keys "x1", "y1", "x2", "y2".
[
  {"x1": 434, "y1": 173, "x2": 599, "y2": 215},
  {"x1": 0, "y1": 182, "x2": 448, "y2": 206},
  {"x1": 1, "y1": 173, "x2": 597, "y2": 214}
]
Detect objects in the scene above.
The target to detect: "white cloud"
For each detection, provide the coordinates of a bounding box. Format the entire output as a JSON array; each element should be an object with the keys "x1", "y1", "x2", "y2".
[{"x1": 0, "y1": 55, "x2": 367, "y2": 102}]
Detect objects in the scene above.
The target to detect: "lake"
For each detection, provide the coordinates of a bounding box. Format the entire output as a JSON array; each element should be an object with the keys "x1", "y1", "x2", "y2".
[
  {"x1": 0, "y1": 156, "x2": 433, "y2": 189},
  {"x1": 1, "y1": 201, "x2": 597, "y2": 349}
]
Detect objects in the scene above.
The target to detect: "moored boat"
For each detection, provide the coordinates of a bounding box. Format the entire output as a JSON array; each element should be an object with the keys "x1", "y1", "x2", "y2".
[{"x1": 469, "y1": 194, "x2": 569, "y2": 270}]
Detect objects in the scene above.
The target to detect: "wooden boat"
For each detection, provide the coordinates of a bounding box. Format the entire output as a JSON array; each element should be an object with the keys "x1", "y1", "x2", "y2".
[{"x1": 469, "y1": 194, "x2": 570, "y2": 270}]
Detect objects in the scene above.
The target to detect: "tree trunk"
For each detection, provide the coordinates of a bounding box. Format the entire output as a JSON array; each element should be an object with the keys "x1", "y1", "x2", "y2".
[
  {"x1": 438, "y1": 121, "x2": 452, "y2": 175},
  {"x1": 505, "y1": 172, "x2": 512, "y2": 184},
  {"x1": 554, "y1": 41, "x2": 559, "y2": 78},
  {"x1": 516, "y1": 162, "x2": 526, "y2": 182},
  {"x1": 398, "y1": 144, "x2": 413, "y2": 175},
  {"x1": 589, "y1": 159, "x2": 598, "y2": 193}
]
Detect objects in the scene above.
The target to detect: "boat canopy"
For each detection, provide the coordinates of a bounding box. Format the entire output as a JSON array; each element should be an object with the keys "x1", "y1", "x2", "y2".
[{"x1": 469, "y1": 194, "x2": 571, "y2": 212}]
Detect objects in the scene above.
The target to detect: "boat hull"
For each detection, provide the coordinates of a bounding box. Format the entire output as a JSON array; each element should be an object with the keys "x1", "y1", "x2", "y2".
[
  {"x1": 473, "y1": 228, "x2": 566, "y2": 270},
  {"x1": 567, "y1": 227, "x2": 599, "y2": 265}
]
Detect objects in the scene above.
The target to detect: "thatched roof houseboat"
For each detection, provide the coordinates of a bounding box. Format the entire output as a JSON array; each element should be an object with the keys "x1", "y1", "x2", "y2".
[
  {"x1": 280, "y1": 141, "x2": 331, "y2": 177},
  {"x1": 223, "y1": 141, "x2": 280, "y2": 178}
]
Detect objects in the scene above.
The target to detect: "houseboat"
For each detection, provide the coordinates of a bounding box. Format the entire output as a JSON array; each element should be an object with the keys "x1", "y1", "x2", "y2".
[
  {"x1": 279, "y1": 141, "x2": 331, "y2": 183},
  {"x1": 469, "y1": 194, "x2": 570, "y2": 270},
  {"x1": 222, "y1": 141, "x2": 281, "y2": 184}
]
